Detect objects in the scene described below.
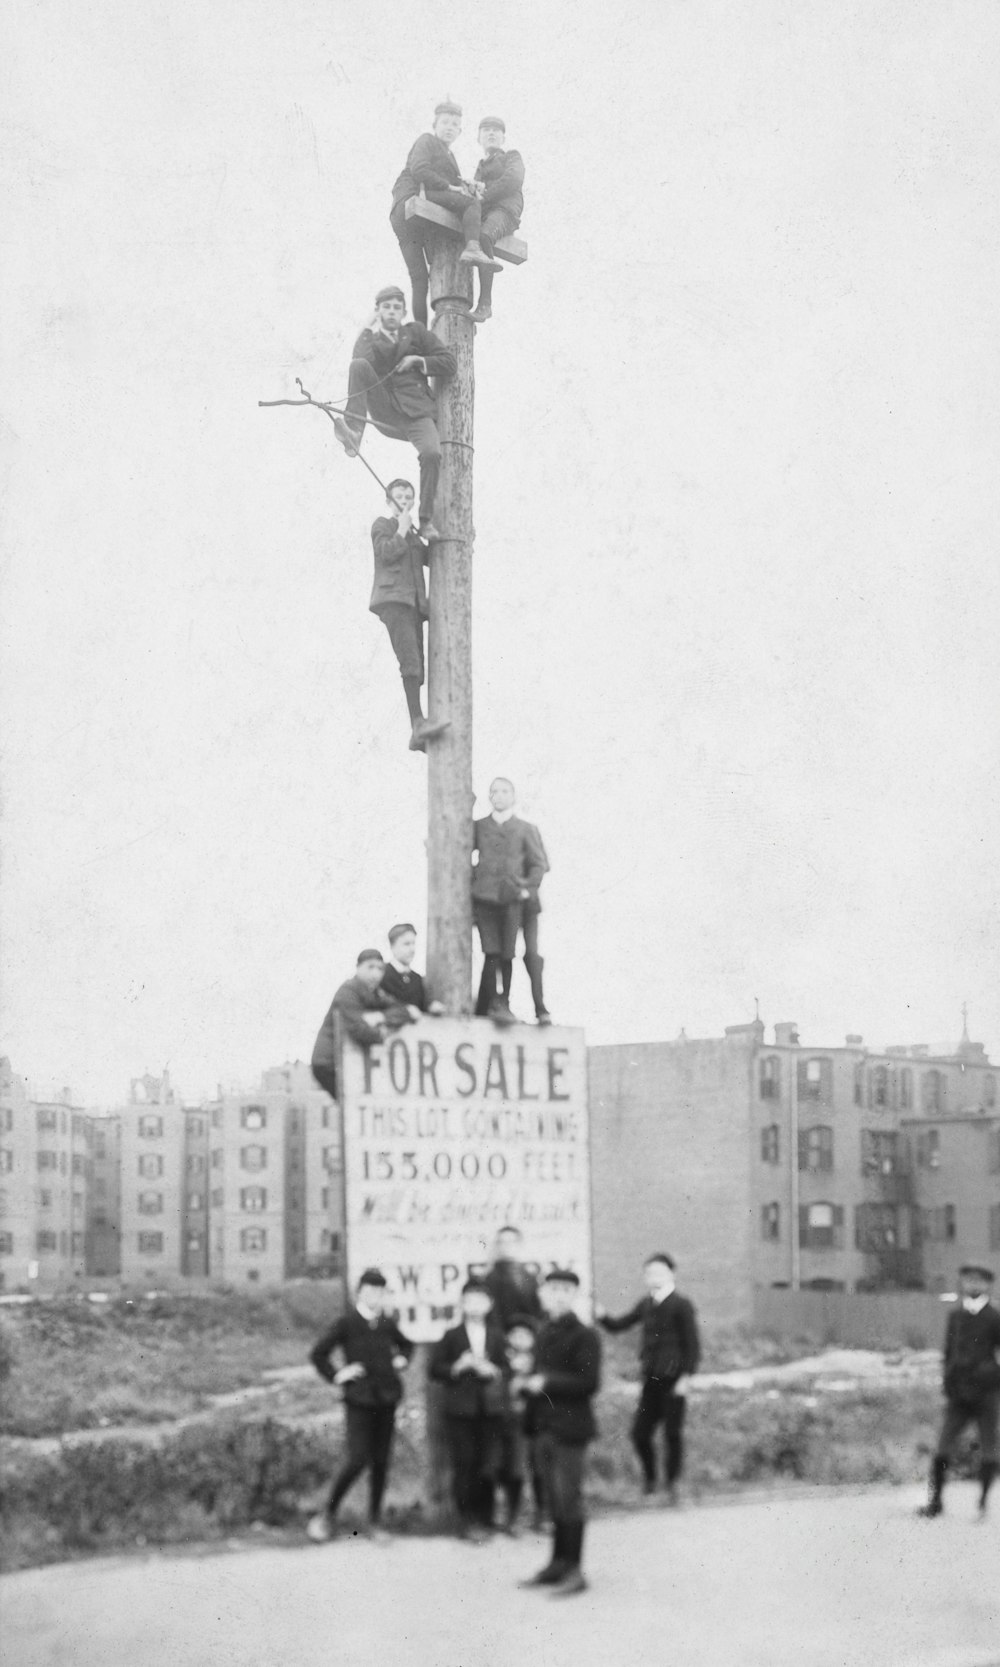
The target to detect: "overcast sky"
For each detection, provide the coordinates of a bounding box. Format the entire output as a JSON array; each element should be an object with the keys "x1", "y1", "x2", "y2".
[{"x1": 2, "y1": 1, "x2": 998, "y2": 1105}]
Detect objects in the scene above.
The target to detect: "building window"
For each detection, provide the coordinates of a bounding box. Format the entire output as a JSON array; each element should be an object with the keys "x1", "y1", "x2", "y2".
[
  {"x1": 138, "y1": 1153, "x2": 163, "y2": 1178},
  {"x1": 188, "y1": 1117, "x2": 204, "y2": 1136},
  {"x1": 93, "y1": 1133, "x2": 107, "y2": 1158},
  {"x1": 211, "y1": 1149, "x2": 223, "y2": 1169},
  {"x1": 321, "y1": 1187, "x2": 330, "y2": 1209},
  {"x1": 985, "y1": 1075, "x2": 997, "y2": 1110},
  {"x1": 71, "y1": 1154, "x2": 87, "y2": 1174},
  {"x1": 36, "y1": 1229, "x2": 58, "y2": 1251},
  {"x1": 797, "y1": 1058, "x2": 831, "y2": 1103},
  {"x1": 139, "y1": 1115, "x2": 164, "y2": 1138},
  {"x1": 0, "y1": 1150, "x2": 12, "y2": 1173},
  {"x1": 36, "y1": 1107, "x2": 58, "y2": 1131},
  {"x1": 322, "y1": 1106, "x2": 330, "y2": 1129},
  {"x1": 240, "y1": 1227, "x2": 267, "y2": 1253},
  {"x1": 187, "y1": 1154, "x2": 205, "y2": 1174},
  {"x1": 799, "y1": 1125, "x2": 834, "y2": 1173},
  {"x1": 323, "y1": 1146, "x2": 342, "y2": 1173},
  {"x1": 240, "y1": 1145, "x2": 267, "y2": 1171},
  {"x1": 289, "y1": 1190, "x2": 302, "y2": 1211},
  {"x1": 138, "y1": 1190, "x2": 164, "y2": 1215},
  {"x1": 240, "y1": 1186, "x2": 267, "y2": 1212},
  {"x1": 37, "y1": 1150, "x2": 58, "y2": 1171},
  {"x1": 760, "y1": 1125, "x2": 780, "y2": 1164},
  {"x1": 990, "y1": 1204, "x2": 1000, "y2": 1252},
  {"x1": 72, "y1": 1231, "x2": 85, "y2": 1255},
  {"x1": 241, "y1": 1105, "x2": 267, "y2": 1131},
  {"x1": 922, "y1": 1070, "x2": 945, "y2": 1114},
  {"x1": 0, "y1": 1189, "x2": 7, "y2": 1217},
  {"x1": 211, "y1": 1108, "x2": 222, "y2": 1128},
  {"x1": 870, "y1": 1066, "x2": 889, "y2": 1109},
  {"x1": 187, "y1": 1192, "x2": 203, "y2": 1211},
  {"x1": 861, "y1": 1130, "x2": 899, "y2": 1176},
  {"x1": 921, "y1": 1205, "x2": 956, "y2": 1243},
  {"x1": 138, "y1": 1232, "x2": 164, "y2": 1254},
  {"x1": 187, "y1": 1232, "x2": 203, "y2": 1251},
  {"x1": 853, "y1": 1063, "x2": 864, "y2": 1106},
  {"x1": 1, "y1": 1107, "x2": 12, "y2": 1132},
  {"x1": 38, "y1": 1188, "x2": 52, "y2": 1209},
  {"x1": 0, "y1": 1231, "x2": 13, "y2": 1253},
  {"x1": 799, "y1": 1202, "x2": 844, "y2": 1250},
  {"x1": 989, "y1": 1130, "x2": 1000, "y2": 1174},
  {"x1": 761, "y1": 1203, "x2": 781, "y2": 1242},
  {"x1": 759, "y1": 1057, "x2": 781, "y2": 1100},
  {"x1": 855, "y1": 1203, "x2": 898, "y2": 1252},
  {"x1": 211, "y1": 1187, "x2": 224, "y2": 1207},
  {"x1": 915, "y1": 1128, "x2": 941, "y2": 1168}
]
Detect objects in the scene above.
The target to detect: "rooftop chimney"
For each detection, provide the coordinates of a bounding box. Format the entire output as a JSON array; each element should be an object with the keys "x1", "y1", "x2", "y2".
[
  {"x1": 845, "y1": 1034, "x2": 863, "y2": 1047},
  {"x1": 774, "y1": 1022, "x2": 800, "y2": 1046}
]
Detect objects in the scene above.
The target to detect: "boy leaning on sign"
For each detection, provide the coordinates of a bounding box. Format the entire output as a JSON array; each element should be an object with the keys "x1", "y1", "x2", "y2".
[
  {"x1": 307, "y1": 1268, "x2": 415, "y2": 1542},
  {"x1": 310, "y1": 948, "x2": 413, "y2": 1100}
]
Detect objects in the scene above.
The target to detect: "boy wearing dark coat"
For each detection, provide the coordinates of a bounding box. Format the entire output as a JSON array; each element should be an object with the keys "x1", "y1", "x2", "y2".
[
  {"x1": 919, "y1": 1262, "x2": 1000, "y2": 1519},
  {"x1": 469, "y1": 117, "x2": 525, "y2": 326},
  {"x1": 310, "y1": 949, "x2": 412, "y2": 1100},
  {"x1": 484, "y1": 1225, "x2": 543, "y2": 1329},
  {"x1": 369, "y1": 479, "x2": 450, "y2": 753},
  {"x1": 307, "y1": 1268, "x2": 414, "y2": 1540},
  {"x1": 517, "y1": 1269, "x2": 601, "y2": 1596},
  {"x1": 597, "y1": 1252, "x2": 701, "y2": 1501},
  {"x1": 390, "y1": 100, "x2": 497, "y2": 326},
  {"x1": 332, "y1": 286, "x2": 457, "y2": 542},
  {"x1": 429, "y1": 1278, "x2": 510, "y2": 1542},
  {"x1": 379, "y1": 922, "x2": 445, "y2": 1015},
  {"x1": 472, "y1": 777, "x2": 550, "y2": 1025}
]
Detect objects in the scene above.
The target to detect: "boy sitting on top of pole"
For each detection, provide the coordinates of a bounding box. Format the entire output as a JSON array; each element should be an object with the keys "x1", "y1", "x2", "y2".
[
  {"x1": 389, "y1": 99, "x2": 495, "y2": 325},
  {"x1": 468, "y1": 117, "x2": 525, "y2": 326},
  {"x1": 332, "y1": 285, "x2": 456, "y2": 545}
]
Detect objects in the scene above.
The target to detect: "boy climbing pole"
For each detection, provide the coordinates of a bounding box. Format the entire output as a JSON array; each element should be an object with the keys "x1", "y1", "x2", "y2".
[
  {"x1": 472, "y1": 778, "x2": 552, "y2": 1026},
  {"x1": 390, "y1": 99, "x2": 495, "y2": 326},
  {"x1": 332, "y1": 286, "x2": 456, "y2": 544},
  {"x1": 469, "y1": 118, "x2": 525, "y2": 325},
  {"x1": 370, "y1": 478, "x2": 450, "y2": 752}
]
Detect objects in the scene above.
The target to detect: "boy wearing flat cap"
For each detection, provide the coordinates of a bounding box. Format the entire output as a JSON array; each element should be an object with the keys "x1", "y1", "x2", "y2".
[
  {"x1": 919, "y1": 1262, "x2": 1000, "y2": 1520},
  {"x1": 369, "y1": 477, "x2": 450, "y2": 753},
  {"x1": 468, "y1": 118, "x2": 525, "y2": 326},
  {"x1": 380, "y1": 922, "x2": 444, "y2": 1015},
  {"x1": 390, "y1": 100, "x2": 496, "y2": 326},
  {"x1": 332, "y1": 286, "x2": 456, "y2": 543},
  {"x1": 307, "y1": 1268, "x2": 414, "y2": 1541},
  {"x1": 517, "y1": 1269, "x2": 601, "y2": 1596},
  {"x1": 430, "y1": 1277, "x2": 510, "y2": 1542},
  {"x1": 310, "y1": 949, "x2": 413, "y2": 1100}
]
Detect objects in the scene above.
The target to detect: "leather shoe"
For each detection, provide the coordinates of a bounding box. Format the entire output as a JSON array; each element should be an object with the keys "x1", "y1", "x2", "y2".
[
  {"x1": 419, "y1": 520, "x2": 443, "y2": 542},
  {"x1": 518, "y1": 1562, "x2": 568, "y2": 1588},
  {"x1": 550, "y1": 1569, "x2": 588, "y2": 1597},
  {"x1": 469, "y1": 304, "x2": 493, "y2": 325}
]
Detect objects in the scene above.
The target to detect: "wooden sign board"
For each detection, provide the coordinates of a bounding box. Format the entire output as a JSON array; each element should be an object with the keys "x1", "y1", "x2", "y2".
[{"x1": 341, "y1": 1018, "x2": 590, "y2": 1340}]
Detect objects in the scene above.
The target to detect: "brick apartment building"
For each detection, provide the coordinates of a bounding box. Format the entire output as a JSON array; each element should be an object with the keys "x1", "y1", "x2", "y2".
[
  {"x1": 0, "y1": 1059, "x2": 92, "y2": 1288},
  {"x1": 590, "y1": 1018, "x2": 999, "y2": 1323}
]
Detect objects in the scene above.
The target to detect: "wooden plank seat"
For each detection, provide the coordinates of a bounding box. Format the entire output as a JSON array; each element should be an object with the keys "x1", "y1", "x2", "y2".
[{"x1": 404, "y1": 193, "x2": 528, "y2": 265}]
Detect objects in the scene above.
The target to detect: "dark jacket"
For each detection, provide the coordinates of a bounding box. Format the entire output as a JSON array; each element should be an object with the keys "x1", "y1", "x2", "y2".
[
  {"x1": 429, "y1": 1320, "x2": 510, "y2": 1418},
  {"x1": 599, "y1": 1291, "x2": 701, "y2": 1383},
  {"x1": 484, "y1": 1260, "x2": 543, "y2": 1329},
  {"x1": 311, "y1": 1306, "x2": 414, "y2": 1407},
  {"x1": 392, "y1": 132, "x2": 463, "y2": 209},
  {"x1": 474, "y1": 149, "x2": 524, "y2": 221},
  {"x1": 533, "y1": 1312, "x2": 601, "y2": 1445},
  {"x1": 312, "y1": 976, "x2": 411, "y2": 1069},
  {"x1": 351, "y1": 323, "x2": 456, "y2": 432},
  {"x1": 943, "y1": 1302, "x2": 1000, "y2": 1406},
  {"x1": 471, "y1": 816, "x2": 549, "y2": 909},
  {"x1": 379, "y1": 962, "x2": 430, "y2": 1011},
  {"x1": 369, "y1": 517, "x2": 429, "y2": 617}
]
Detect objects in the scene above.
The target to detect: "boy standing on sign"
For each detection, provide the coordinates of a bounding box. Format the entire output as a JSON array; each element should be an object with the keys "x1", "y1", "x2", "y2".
[
  {"x1": 369, "y1": 478, "x2": 450, "y2": 753},
  {"x1": 310, "y1": 949, "x2": 413, "y2": 1100},
  {"x1": 332, "y1": 286, "x2": 456, "y2": 544},
  {"x1": 430, "y1": 1278, "x2": 509, "y2": 1543},
  {"x1": 307, "y1": 1268, "x2": 414, "y2": 1542},
  {"x1": 472, "y1": 778, "x2": 551, "y2": 1026},
  {"x1": 379, "y1": 922, "x2": 445, "y2": 1014},
  {"x1": 517, "y1": 1269, "x2": 601, "y2": 1596},
  {"x1": 469, "y1": 118, "x2": 525, "y2": 326}
]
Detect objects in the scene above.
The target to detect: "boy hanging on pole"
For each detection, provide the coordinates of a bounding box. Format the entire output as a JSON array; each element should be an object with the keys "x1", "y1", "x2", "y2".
[{"x1": 369, "y1": 478, "x2": 451, "y2": 752}]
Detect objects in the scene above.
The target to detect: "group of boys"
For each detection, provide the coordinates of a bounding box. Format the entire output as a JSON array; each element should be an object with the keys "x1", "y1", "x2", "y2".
[
  {"x1": 329, "y1": 101, "x2": 524, "y2": 755},
  {"x1": 306, "y1": 1238, "x2": 704, "y2": 1597}
]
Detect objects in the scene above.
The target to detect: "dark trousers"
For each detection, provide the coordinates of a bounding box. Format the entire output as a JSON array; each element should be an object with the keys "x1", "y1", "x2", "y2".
[
  {"x1": 379, "y1": 602, "x2": 425, "y2": 683},
  {"x1": 390, "y1": 200, "x2": 431, "y2": 326},
  {"x1": 446, "y1": 1415, "x2": 502, "y2": 1525},
  {"x1": 345, "y1": 359, "x2": 441, "y2": 526},
  {"x1": 535, "y1": 1432, "x2": 586, "y2": 1523},
  {"x1": 632, "y1": 1378, "x2": 687, "y2": 1485},
  {"x1": 312, "y1": 1062, "x2": 338, "y2": 1099},
  {"x1": 326, "y1": 1403, "x2": 397, "y2": 1523},
  {"x1": 936, "y1": 1393, "x2": 1000, "y2": 1465}
]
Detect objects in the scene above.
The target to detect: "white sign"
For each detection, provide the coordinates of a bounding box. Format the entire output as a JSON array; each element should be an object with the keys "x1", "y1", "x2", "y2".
[{"x1": 341, "y1": 1018, "x2": 591, "y2": 1340}]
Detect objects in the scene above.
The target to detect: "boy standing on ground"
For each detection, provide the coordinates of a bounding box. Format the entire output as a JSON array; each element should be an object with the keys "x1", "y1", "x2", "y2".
[
  {"x1": 469, "y1": 118, "x2": 525, "y2": 325},
  {"x1": 430, "y1": 1278, "x2": 509, "y2": 1542},
  {"x1": 307, "y1": 1268, "x2": 414, "y2": 1542},
  {"x1": 596, "y1": 1252, "x2": 700, "y2": 1503},
  {"x1": 390, "y1": 100, "x2": 496, "y2": 326},
  {"x1": 517, "y1": 1269, "x2": 601, "y2": 1596},
  {"x1": 379, "y1": 922, "x2": 445, "y2": 1015},
  {"x1": 332, "y1": 286, "x2": 456, "y2": 544},
  {"x1": 484, "y1": 1225, "x2": 543, "y2": 1329},
  {"x1": 471, "y1": 778, "x2": 550, "y2": 1025},
  {"x1": 497, "y1": 1314, "x2": 546, "y2": 1532},
  {"x1": 919, "y1": 1262, "x2": 1000, "y2": 1520},
  {"x1": 369, "y1": 478, "x2": 450, "y2": 752},
  {"x1": 310, "y1": 949, "x2": 413, "y2": 1100}
]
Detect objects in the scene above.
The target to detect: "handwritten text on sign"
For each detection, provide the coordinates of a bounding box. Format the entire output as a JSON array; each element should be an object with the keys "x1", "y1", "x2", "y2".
[{"x1": 341, "y1": 1019, "x2": 590, "y2": 1340}]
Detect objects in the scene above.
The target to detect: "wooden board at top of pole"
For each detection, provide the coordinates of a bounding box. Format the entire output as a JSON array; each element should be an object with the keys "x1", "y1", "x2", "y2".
[{"x1": 404, "y1": 194, "x2": 528, "y2": 266}]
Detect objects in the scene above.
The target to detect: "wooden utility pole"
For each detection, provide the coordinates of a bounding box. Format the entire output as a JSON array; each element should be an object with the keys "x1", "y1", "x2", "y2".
[{"x1": 425, "y1": 234, "x2": 475, "y2": 1014}]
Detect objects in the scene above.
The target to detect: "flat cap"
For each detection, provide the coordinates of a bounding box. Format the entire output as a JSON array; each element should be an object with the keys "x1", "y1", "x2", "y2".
[{"x1": 374, "y1": 284, "x2": 406, "y2": 305}]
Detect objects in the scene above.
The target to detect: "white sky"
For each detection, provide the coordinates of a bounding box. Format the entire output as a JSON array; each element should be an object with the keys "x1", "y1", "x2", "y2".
[{"x1": 2, "y1": 0, "x2": 998, "y2": 1105}]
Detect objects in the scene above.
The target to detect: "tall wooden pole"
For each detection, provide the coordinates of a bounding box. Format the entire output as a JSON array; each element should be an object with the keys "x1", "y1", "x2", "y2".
[{"x1": 426, "y1": 236, "x2": 475, "y2": 1014}]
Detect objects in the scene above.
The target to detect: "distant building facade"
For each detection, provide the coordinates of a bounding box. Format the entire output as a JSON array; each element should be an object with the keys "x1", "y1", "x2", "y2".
[{"x1": 590, "y1": 1019, "x2": 999, "y2": 1322}]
